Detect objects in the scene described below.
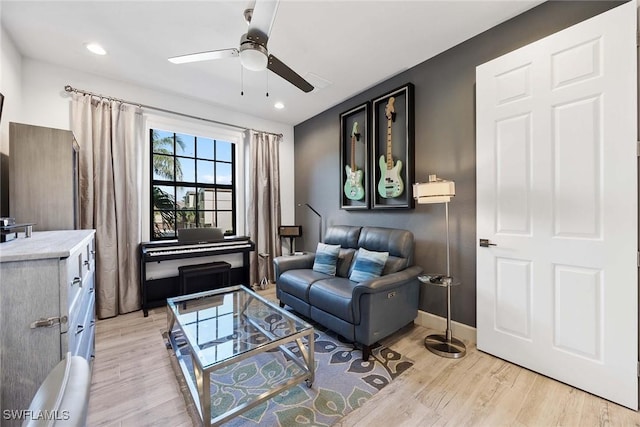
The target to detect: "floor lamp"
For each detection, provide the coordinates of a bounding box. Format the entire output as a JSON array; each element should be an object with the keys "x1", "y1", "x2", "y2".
[
  {"x1": 413, "y1": 175, "x2": 466, "y2": 359},
  {"x1": 298, "y1": 203, "x2": 322, "y2": 244}
]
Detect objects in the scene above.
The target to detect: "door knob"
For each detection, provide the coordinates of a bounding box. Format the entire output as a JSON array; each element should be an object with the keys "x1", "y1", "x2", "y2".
[{"x1": 479, "y1": 239, "x2": 497, "y2": 247}]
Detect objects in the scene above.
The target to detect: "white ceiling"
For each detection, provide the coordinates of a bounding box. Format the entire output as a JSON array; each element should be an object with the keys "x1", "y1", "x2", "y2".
[{"x1": 1, "y1": 0, "x2": 543, "y2": 126}]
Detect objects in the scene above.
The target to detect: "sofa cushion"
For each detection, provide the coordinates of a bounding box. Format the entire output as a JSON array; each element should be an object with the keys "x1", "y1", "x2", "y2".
[
  {"x1": 349, "y1": 248, "x2": 389, "y2": 282},
  {"x1": 308, "y1": 278, "x2": 358, "y2": 323},
  {"x1": 336, "y1": 248, "x2": 356, "y2": 278},
  {"x1": 324, "y1": 225, "x2": 361, "y2": 249},
  {"x1": 358, "y1": 226, "x2": 414, "y2": 268},
  {"x1": 277, "y1": 269, "x2": 329, "y2": 302},
  {"x1": 312, "y1": 243, "x2": 341, "y2": 276}
]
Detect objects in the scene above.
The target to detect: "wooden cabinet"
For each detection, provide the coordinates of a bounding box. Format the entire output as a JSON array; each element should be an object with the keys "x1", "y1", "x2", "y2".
[
  {"x1": 9, "y1": 122, "x2": 80, "y2": 231},
  {"x1": 0, "y1": 230, "x2": 95, "y2": 422}
]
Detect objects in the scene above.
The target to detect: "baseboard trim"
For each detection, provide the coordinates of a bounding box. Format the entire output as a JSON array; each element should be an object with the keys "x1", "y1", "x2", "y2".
[{"x1": 415, "y1": 310, "x2": 477, "y2": 345}]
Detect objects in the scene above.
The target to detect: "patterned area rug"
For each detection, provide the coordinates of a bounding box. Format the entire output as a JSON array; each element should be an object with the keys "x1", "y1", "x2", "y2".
[{"x1": 166, "y1": 313, "x2": 413, "y2": 427}]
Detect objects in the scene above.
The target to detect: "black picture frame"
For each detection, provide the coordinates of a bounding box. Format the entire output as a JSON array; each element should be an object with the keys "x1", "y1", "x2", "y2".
[
  {"x1": 371, "y1": 83, "x2": 415, "y2": 209},
  {"x1": 339, "y1": 103, "x2": 370, "y2": 210}
]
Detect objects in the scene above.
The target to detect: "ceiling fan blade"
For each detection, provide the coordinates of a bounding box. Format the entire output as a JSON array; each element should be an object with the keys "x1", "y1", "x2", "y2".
[
  {"x1": 247, "y1": 0, "x2": 279, "y2": 43},
  {"x1": 168, "y1": 48, "x2": 239, "y2": 64},
  {"x1": 267, "y1": 54, "x2": 314, "y2": 93}
]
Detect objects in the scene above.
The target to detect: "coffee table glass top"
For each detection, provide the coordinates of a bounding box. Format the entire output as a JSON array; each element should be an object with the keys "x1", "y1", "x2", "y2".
[{"x1": 167, "y1": 286, "x2": 312, "y2": 368}]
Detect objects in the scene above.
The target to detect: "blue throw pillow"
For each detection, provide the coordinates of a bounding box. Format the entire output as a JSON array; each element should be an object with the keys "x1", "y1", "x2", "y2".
[
  {"x1": 349, "y1": 248, "x2": 389, "y2": 282},
  {"x1": 312, "y1": 243, "x2": 341, "y2": 276}
]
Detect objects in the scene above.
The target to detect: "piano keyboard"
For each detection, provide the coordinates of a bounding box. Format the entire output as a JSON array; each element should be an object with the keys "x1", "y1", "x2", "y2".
[{"x1": 145, "y1": 241, "x2": 253, "y2": 258}]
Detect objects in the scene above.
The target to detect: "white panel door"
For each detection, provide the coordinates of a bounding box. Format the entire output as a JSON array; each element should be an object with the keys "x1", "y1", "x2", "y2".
[{"x1": 476, "y1": 1, "x2": 638, "y2": 409}]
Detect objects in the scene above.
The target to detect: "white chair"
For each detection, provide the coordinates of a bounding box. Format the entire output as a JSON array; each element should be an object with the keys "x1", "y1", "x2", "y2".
[{"x1": 22, "y1": 353, "x2": 91, "y2": 427}]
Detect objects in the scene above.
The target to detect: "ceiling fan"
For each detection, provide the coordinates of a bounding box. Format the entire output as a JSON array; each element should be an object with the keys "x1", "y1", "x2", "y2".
[{"x1": 168, "y1": 0, "x2": 314, "y2": 93}]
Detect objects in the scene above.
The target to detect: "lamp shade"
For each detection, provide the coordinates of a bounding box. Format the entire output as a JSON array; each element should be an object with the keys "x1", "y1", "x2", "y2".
[{"x1": 413, "y1": 176, "x2": 455, "y2": 204}]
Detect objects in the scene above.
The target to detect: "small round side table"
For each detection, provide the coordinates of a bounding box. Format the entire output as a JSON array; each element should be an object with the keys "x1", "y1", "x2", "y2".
[{"x1": 418, "y1": 274, "x2": 466, "y2": 359}]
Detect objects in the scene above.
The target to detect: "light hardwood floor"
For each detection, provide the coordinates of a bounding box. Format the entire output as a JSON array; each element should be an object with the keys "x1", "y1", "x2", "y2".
[{"x1": 87, "y1": 286, "x2": 640, "y2": 426}]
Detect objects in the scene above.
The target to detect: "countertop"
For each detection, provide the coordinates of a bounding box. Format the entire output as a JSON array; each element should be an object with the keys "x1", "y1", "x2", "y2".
[{"x1": 0, "y1": 229, "x2": 95, "y2": 262}]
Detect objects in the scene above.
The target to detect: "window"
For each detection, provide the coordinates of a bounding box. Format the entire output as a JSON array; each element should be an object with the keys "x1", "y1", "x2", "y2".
[{"x1": 150, "y1": 129, "x2": 236, "y2": 240}]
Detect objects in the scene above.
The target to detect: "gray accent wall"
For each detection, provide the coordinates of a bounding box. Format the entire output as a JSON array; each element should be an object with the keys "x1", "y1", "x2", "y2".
[{"x1": 293, "y1": 1, "x2": 623, "y2": 327}]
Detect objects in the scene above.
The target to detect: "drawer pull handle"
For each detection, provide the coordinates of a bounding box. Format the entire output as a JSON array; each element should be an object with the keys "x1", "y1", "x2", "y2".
[
  {"x1": 72, "y1": 277, "x2": 82, "y2": 287},
  {"x1": 84, "y1": 260, "x2": 90, "y2": 268},
  {"x1": 76, "y1": 325, "x2": 85, "y2": 335},
  {"x1": 30, "y1": 315, "x2": 68, "y2": 329}
]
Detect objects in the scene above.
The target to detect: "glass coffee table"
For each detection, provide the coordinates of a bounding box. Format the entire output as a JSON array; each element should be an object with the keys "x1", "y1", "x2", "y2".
[{"x1": 166, "y1": 285, "x2": 315, "y2": 426}]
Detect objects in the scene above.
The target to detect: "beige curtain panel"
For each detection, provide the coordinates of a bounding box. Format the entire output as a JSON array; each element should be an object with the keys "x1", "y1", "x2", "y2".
[
  {"x1": 71, "y1": 93, "x2": 143, "y2": 318},
  {"x1": 247, "y1": 131, "x2": 282, "y2": 288}
]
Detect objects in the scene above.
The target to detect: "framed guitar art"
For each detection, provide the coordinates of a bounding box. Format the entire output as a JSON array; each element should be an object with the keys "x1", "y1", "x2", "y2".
[
  {"x1": 371, "y1": 83, "x2": 415, "y2": 209},
  {"x1": 339, "y1": 102, "x2": 370, "y2": 210}
]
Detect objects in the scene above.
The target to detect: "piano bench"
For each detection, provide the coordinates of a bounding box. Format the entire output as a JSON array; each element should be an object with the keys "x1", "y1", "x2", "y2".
[{"x1": 178, "y1": 261, "x2": 232, "y2": 296}]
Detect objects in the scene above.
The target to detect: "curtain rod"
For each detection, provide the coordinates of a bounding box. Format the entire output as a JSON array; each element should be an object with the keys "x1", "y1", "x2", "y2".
[{"x1": 63, "y1": 85, "x2": 283, "y2": 138}]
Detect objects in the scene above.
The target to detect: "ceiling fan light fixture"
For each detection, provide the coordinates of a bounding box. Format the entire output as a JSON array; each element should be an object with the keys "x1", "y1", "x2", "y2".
[
  {"x1": 239, "y1": 44, "x2": 268, "y2": 71},
  {"x1": 169, "y1": 3, "x2": 313, "y2": 93}
]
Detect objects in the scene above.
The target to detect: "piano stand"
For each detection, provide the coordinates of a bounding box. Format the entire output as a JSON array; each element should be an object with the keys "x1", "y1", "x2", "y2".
[{"x1": 139, "y1": 236, "x2": 255, "y2": 317}]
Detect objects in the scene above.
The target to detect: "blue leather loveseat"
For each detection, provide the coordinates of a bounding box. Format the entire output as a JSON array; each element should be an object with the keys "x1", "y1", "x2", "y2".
[{"x1": 273, "y1": 225, "x2": 423, "y2": 360}]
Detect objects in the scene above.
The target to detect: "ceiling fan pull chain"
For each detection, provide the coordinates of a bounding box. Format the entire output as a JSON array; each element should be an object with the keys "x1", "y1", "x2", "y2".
[
  {"x1": 240, "y1": 65, "x2": 244, "y2": 96},
  {"x1": 266, "y1": 70, "x2": 269, "y2": 97}
]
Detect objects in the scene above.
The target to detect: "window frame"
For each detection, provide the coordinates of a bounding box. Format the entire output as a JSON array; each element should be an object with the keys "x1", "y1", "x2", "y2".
[{"x1": 144, "y1": 114, "x2": 246, "y2": 242}]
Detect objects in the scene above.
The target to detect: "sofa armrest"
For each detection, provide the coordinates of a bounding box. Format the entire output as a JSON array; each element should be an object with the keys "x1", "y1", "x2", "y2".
[
  {"x1": 351, "y1": 265, "x2": 423, "y2": 322},
  {"x1": 353, "y1": 265, "x2": 424, "y2": 297},
  {"x1": 350, "y1": 265, "x2": 423, "y2": 346},
  {"x1": 273, "y1": 253, "x2": 316, "y2": 279}
]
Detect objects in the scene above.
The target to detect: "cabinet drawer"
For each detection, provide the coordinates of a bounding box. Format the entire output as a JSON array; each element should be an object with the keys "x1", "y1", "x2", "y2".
[
  {"x1": 67, "y1": 273, "x2": 95, "y2": 355},
  {"x1": 68, "y1": 288, "x2": 95, "y2": 360},
  {"x1": 69, "y1": 268, "x2": 94, "y2": 322},
  {"x1": 67, "y1": 250, "x2": 84, "y2": 311},
  {"x1": 81, "y1": 236, "x2": 96, "y2": 276},
  {"x1": 67, "y1": 244, "x2": 95, "y2": 313},
  {"x1": 76, "y1": 292, "x2": 96, "y2": 361}
]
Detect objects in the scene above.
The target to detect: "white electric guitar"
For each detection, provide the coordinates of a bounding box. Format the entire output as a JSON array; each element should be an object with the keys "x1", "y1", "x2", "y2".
[
  {"x1": 344, "y1": 122, "x2": 365, "y2": 200},
  {"x1": 378, "y1": 97, "x2": 404, "y2": 198}
]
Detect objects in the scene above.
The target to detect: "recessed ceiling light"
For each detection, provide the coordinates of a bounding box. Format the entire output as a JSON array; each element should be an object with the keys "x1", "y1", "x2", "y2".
[
  {"x1": 86, "y1": 43, "x2": 107, "y2": 56},
  {"x1": 274, "y1": 102, "x2": 285, "y2": 110}
]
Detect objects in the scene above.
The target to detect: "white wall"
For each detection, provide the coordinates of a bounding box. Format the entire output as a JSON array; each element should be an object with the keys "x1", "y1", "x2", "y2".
[
  {"x1": 0, "y1": 25, "x2": 22, "y2": 132},
  {"x1": 0, "y1": 23, "x2": 24, "y2": 216},
  {"x1": 16, "y1": 58, "x2": 296, "y2": 240}
]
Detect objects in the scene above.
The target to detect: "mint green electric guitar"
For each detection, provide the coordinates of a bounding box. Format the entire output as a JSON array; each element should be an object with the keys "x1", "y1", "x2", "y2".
[
  {"x1": 378, "y1": 97, "x2": 404, "y2": 198},
  {"x1": 344, "y1": 122, "x2": 365, "y2": 201}
]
